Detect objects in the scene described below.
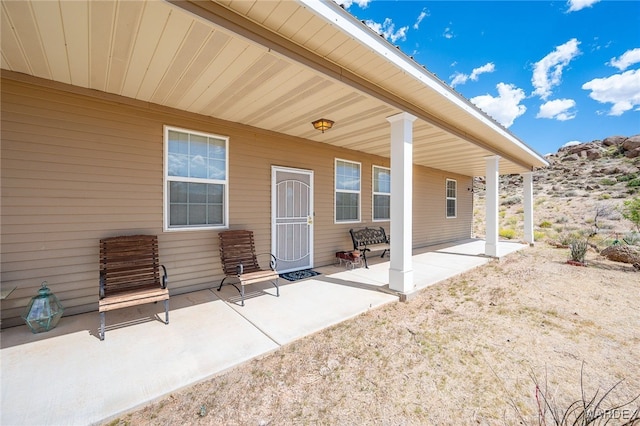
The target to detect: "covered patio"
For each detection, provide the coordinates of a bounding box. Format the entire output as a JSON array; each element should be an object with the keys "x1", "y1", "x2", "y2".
[
  {"x1": 1, "y1": 0, "x2": 548, "y2": 329},
  {"x1": 1, "y1": 239, "x2": 525, "y2": 425}
]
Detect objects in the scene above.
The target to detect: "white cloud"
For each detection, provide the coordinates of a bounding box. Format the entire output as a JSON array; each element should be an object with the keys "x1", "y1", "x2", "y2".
[
  {"x1": 414, "y1": 9, "x2": 429, "y2": 30},
  {"x1": 365, "y1": 18, "x2": 408, "y2": 43},
  {"x1": 562, "y1": 140, "x2": 582, "y2": 148},
  {"x1": 566, "y1": 0, "x2": 600, "y2": 12},
  {"x1": 334, "y1": 0, "x2": 371, "y2": 8},
  {"x1": 450, "y1": 72, "x2": 468, "y2": 88},
  {"x1": 470, "y1": 63, "x2": 495, "y2": 80},
  {"x1": 532, "y1": 38, "x2": 581, "y2": 100},
  {"x1": 567, "y1": 0, "x2": 600, "y2": 12},
  {"x1": 582, "y1": 69, "x2": 640, "y2": 116},
  {"x1": 537, "y1": 99, "x2": 577, "y2": 121},
  {"x1": 449, "y1": 62, "x2": 495, "y2": 87},
  {"x1": 443, "y1": 26, "x2": 454, "y2": 39},
  {"x1": 608, "y1": 48, "x2": 640, "y2": 71},
  {"x1": 470, "y1": 83, "x2": 527, "y2": 128}
]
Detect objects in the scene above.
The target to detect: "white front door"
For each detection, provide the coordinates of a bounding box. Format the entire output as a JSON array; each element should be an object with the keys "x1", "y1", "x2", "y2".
[{"x1": 272, "y1": 166, "x2": 314, "y2": 273}]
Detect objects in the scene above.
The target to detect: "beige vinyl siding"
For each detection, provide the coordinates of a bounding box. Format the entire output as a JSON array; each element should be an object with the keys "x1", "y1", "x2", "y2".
[{"x1": 1, "y1": 74, "x2": 472, "y2": 328}]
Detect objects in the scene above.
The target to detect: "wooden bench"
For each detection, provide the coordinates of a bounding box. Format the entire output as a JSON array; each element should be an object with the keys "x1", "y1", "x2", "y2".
[
  {"x1": 99, "y1": 235, "x2": 169, "y2": 341},
  {"x1": 217, "y1": 230, "x2": 279, "y2": 306},
  {"x1": 349, "y1": 227, "x2": 390, "y2": 268}
]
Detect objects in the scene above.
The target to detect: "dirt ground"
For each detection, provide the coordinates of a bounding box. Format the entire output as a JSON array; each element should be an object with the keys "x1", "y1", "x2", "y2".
[{"x1": 111, "y1": 244, "x2": 639, "y2": 425}]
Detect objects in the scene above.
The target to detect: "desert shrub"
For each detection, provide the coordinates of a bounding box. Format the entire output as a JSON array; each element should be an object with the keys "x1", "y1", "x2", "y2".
[
  {"x1": 499, "y1": 228, "x2": 516, "y2": 239},
  {"x1": 558, "y1": 232, "x2": 578, "y2": 246},
  {"x1": 539, "y1": 221, "x2": 553, "y2": 228},
  {"x1": 564, "y1": 190, "x2": 578, "y2": 197},
  {"x1": 627, "y1": 178, "x2": 640, "y2": 187},
  {"x1": 608, "y1": 211, "x2": 622, "y2": 221},
  {"x1": 599, "y1": 193, "x2": 611, "y2": 200},
  {"x1": 533, "y1": 231, "x2": 546, "y2": 241},
  {"x1": 499, "y1": 211, "x2": 506, "y2": 218},
  {"x1": 605, "y1": 145, "x2": 623, "y2": 157},
  {"x1": 556, "y1": 216, "x2": 569, "y2": 224},
  {"x1": 599, "y1": 178, "x2": 617, "y2": 186},
  {"x1": 501, "y1": 196, "x2": 522, "y2": 206},
  {"x1": 624, "y1": 231, "x2": 640, "y2": 246},
  {"x1": 617, "y1": 173, "x2": 638, "y2": 182},
  {"x1": 621, "y1": 197, "x2": 640, "y2": 231},
  {"x1": 507, "y1": 216, "x2": 519, "y2": 226},
  {"x1": 569, "y1": 239, "x2": 588, "y2": 263},
  {"x1": 531, "y1": 365, "x2": 640, "y2": 426}
]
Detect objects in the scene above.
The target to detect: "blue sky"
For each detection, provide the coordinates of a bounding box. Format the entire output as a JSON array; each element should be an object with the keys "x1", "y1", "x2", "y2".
[{"x1": 334, "y1": 0, "x2": 640, "y2": 156}]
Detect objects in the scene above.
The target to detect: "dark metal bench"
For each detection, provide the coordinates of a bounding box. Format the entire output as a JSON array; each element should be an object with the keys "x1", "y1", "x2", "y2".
[
  {"x1": 349, "y1": 227, "x2": 390, "y2": 268},
  {"x1": 98, "y1": 235, "x2": 169, "y2": 340}
]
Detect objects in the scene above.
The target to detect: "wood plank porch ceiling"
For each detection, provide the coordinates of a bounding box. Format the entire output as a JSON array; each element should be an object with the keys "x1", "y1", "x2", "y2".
[{"x1": 0, "y1": 0, "x2": 547, "y2": 176}]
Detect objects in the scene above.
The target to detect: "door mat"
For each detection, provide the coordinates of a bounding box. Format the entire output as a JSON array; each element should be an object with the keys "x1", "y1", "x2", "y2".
[{"x1": 279, "y1": 269, "x2": 321, "y2": 282}]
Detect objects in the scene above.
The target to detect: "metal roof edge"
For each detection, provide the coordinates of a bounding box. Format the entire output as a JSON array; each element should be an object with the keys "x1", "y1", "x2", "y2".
[{"x1": 298, "y1": 0, "x2": 548, "y2": 168}]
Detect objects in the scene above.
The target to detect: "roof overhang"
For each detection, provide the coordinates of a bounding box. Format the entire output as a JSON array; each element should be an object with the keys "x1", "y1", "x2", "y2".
[{"x1": 0, "y1": 0, "x2": 548, "y2": 176}]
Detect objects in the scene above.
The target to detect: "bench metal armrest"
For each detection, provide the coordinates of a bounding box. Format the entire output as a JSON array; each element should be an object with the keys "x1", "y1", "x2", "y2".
[
  {"x1": 99, "y1": 274, "x2": 106, "y2": 299},
  {"x1": 257, "y1": 253, "x2": 278, "y2": 271},
  {"x1": 161, "y1": 265, "x2": 168, "y2": 289}
]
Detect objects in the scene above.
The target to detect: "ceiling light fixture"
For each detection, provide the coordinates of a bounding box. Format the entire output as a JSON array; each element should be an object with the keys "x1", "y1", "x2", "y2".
[{"x1": 311, "y1": 118, "x2": 334, "y2": 133}]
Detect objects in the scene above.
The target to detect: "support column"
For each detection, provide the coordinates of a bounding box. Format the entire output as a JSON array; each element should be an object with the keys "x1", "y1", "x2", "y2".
[
  {"x1": 523, "y1": 172, "x2": 534, "y2": 245},
  {"x1": 485, "y1": 156, "x2": 500, "y2": 257},
  {"x1": 388, "y1": 112, "x2": 416, "y2": 294}
]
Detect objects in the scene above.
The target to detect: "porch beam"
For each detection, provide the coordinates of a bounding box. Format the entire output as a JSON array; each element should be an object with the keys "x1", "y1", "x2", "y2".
[
  {"x1": 523, "y1": 172, "x2": 534, "y2": 245},
  {"x1": 170, "y1": 0, "x2": 536, "y2": 172},
  {"x1": 485, "y1": 156, "x2": 500, "y2": 257},
  {"x1": 388, "y1": 112, "x2": 416, "y2": 294}
]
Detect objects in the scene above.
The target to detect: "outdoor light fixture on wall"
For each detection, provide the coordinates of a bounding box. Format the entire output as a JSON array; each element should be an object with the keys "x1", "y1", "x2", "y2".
[{"x1": 311, "y1": 118, "x2": 334, "y2": 133}]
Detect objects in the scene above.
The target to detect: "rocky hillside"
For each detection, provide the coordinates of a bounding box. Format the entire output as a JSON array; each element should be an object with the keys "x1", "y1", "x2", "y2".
[{"x1": 473, "y1": 134, "x2": 640, "y2": 245}]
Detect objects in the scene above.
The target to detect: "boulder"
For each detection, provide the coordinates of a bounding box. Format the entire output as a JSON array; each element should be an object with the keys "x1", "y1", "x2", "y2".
[
  {"x1": 562, "y1": 154, "x2": 579, "y2": 162},
  {"x1": 586, "y1": 149, "x2": 602, "y2": 160},
  {"x1": 600, "y1": 245, "x2": 640, "y2": 265},
  {"x1": 622, "y1": 135, "x2": 640, "y2": 151},
  {"x1": 602, "y1": 135, "x2": 627, "y2": 147},
  {"x1": 626, "y1": 148, "x2": 640, "y2": 159},
  {"x1": 567, "y1": 144, "x2": 589, "y2": 154}
]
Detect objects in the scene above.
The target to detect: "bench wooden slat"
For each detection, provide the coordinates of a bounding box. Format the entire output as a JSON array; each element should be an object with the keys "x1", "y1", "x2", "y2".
[
  {"x1": 98, "y1": 234, "x2": 169, "y2": 340},
  {"x1": 237, "y1": 270, "x2": 280, "y2": 286},
  {"x1": 218, "y1": 230, "x2": 279, "y2": 306},
  {"x1": 99, "y1": 288, "x2": 169, "y2": 312}
]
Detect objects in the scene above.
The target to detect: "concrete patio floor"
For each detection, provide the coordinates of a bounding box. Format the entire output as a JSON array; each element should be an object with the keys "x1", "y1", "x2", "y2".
[{"x1": 0, "y1": 239, "x2": 526, "y2": 425}]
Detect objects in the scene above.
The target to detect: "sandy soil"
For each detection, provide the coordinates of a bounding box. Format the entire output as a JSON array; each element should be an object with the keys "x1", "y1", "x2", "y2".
[{"x1": 111, "y1": 244, "x2": 639, "y2": 425}]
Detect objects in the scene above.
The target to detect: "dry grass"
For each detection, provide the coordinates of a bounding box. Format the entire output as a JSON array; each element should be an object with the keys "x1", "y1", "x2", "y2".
[{"x1": 112, "y1": 244, "x2": 639, "y2": 425}]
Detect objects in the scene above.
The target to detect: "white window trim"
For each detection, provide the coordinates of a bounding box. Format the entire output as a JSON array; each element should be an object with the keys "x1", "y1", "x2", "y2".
[
  {"x1": 446, "y1": 178, "x2": 457, "y2": 219},
  {"x1": 334, "y1": 158, "x2": 361, "y2": 224},
  {"x1": 163, "y1": 125, "x2": 229, "y2": 232},
  {"x1": 372, "y1": 165, "x2": 391, "y2": 222}
]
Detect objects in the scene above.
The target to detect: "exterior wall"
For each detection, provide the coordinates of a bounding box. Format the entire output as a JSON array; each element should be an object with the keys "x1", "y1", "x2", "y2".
[{"x1": 0, "y1": 75, "x2": 472, "y2": 328}]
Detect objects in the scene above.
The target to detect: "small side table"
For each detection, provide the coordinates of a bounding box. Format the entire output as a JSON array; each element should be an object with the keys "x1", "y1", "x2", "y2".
[{"x1": 335, "y1": 251, "x2": 363, "y2": 269}]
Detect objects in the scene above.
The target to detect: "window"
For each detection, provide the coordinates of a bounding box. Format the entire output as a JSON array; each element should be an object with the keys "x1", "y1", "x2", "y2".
[
  {"x1": 164, "y1": 126, "x2": 228, "y2": 230},
  {"x1": 373, "y1": 166, "x2": 391, "y2": 221},
  {"x1": 446, "y1": 179, "x2": 457, "y2": 218},
  {"x1": 335, "y1": 159, "x2": 360, "y2": 223}
]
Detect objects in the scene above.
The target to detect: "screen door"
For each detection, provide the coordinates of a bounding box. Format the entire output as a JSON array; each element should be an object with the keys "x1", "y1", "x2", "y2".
[{"x1": 272, "y1": 166, "x2": 314, "y2": 273}]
